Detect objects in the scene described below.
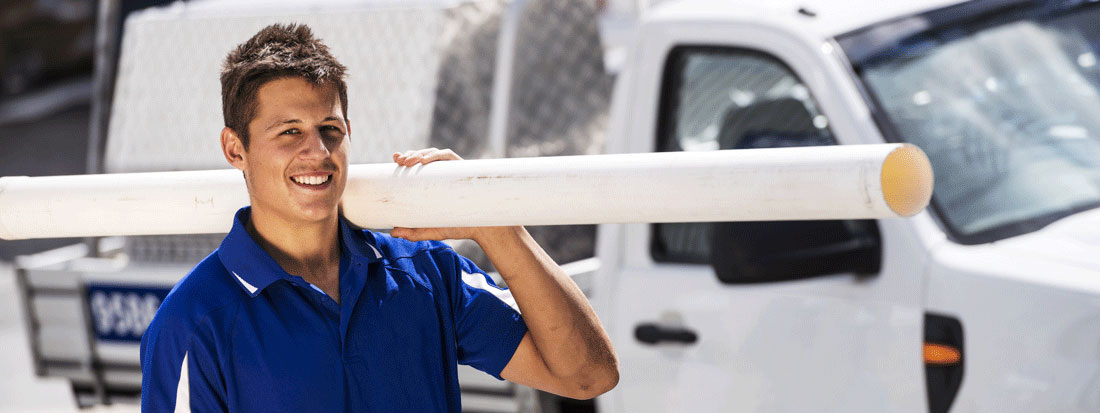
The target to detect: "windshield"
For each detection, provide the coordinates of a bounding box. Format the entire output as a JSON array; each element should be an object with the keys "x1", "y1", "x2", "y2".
[{"x1": 840, "y1": 2, "x2": 1100, "y2": 244}]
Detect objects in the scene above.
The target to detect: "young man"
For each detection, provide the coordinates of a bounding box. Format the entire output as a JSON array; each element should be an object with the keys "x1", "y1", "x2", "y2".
[{"x1": 139, "y1": 23, "x2": 617, "y2": 412}]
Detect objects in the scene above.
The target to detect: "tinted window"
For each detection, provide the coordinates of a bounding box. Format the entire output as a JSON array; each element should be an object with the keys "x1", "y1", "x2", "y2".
[{"x1": 652, "y1": 47, "x2": 852, "y2": 265}]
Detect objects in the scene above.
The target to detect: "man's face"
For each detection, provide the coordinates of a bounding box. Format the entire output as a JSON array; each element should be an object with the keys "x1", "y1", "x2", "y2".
[{"x1": 228, "y1": 77, "x2": 350, "y2": 225}]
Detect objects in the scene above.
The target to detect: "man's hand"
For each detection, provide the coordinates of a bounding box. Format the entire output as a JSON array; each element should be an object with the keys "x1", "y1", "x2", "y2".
[{"x1": 388, "y1": 148, "x2": 511, "y2": 242}]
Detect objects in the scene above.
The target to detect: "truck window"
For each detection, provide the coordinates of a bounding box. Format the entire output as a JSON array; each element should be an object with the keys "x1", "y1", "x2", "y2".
[{"x1": 651, "y1": 47, "x2": 838, "y2": 264}]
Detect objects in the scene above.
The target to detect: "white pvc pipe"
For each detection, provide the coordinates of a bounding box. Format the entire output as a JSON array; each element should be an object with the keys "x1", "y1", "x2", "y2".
[{"x1": 0, "y1": 144, "x2": 932, "y2": 240}]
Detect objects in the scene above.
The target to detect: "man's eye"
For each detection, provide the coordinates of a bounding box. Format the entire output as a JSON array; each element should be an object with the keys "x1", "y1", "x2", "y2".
[
  {"x1": 281, "y1": 129, "x2": 300, "y2": 135},
  {"x1": 322, "y1": 126, "x2": 343, "y2": 133}
]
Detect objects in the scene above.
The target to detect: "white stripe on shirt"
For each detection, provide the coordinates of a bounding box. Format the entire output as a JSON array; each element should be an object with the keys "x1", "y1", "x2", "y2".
[
  {"x1": 175, "y1": 351, "x2": 190, "y2": 412},
  {"x1": 461, "y1": 271, "x2": 521, "y2": 314}
]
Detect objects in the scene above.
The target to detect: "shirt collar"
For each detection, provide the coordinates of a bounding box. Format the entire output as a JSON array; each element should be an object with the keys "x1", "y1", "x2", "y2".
[{"x1": 217, "y1": 206, "x2": 383, "y2": 297}]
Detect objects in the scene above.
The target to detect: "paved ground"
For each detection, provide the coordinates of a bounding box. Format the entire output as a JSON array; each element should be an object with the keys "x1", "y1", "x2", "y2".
[{"x1": 0, "y1": 262, "x2": 138, "y2": 412}]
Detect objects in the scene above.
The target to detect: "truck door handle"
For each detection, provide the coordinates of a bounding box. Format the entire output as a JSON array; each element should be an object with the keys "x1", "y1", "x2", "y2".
[{"x1": 634, "y1": 323, "x2": 698, "y2": 345}]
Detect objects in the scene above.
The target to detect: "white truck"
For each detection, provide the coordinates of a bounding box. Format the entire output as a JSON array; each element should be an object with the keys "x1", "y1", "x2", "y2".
[
  {"x1": 591, "y1": 0, "x2": 1100, "y2": 412},
  {"x1": 13, "y1": 0, "x2": 1100, "y2": 412}
]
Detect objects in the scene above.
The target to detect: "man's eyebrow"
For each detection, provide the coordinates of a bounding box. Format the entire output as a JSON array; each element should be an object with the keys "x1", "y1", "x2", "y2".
[
  {"x1": 265, "y1": 118, "x2": 301, "y2": 131},
  {"x1": 264, "y1": 116, "x2": 343, "y2": 131}
]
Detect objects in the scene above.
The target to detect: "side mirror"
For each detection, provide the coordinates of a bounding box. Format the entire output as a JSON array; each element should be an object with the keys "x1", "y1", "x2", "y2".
[{"x1": 709, "y1": 219, "x2": 881, "y2": 284}]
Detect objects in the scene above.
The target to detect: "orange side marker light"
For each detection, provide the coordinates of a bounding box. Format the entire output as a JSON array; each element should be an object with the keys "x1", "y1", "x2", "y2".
[{"x1": 924, "y1": 343, "x2": 961, "y2": 366}]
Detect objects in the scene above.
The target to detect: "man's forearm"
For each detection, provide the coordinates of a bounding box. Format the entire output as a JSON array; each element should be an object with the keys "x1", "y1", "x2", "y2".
[{"x1": 474, "y1": 226, "x2": 617, "y2": 381}]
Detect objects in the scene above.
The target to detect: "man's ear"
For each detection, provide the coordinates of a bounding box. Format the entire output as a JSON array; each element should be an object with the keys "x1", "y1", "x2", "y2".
[
  {"x1": 345, "y1": 118, "x2": 352, "y2": 140},
  {"x1": 221, "y1": 127, "x2": 247, "y2": 170}
]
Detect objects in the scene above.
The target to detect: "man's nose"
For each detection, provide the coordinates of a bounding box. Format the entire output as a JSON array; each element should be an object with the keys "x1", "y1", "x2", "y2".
[{"x1": 298, "y1": 129, "x2": 331, "y2": 159}]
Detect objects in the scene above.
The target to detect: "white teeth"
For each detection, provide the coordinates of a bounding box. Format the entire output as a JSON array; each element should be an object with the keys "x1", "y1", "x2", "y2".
[{"x1": 292, "y1": 175, "x2": 330, "y2": 185}]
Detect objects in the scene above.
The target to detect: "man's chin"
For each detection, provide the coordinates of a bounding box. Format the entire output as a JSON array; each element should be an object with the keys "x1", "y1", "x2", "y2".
[
  {"x1": 253, "y1": 201, "x2": 340, "y2": 226},
  {"x1": 292, "y1": 204, "x2": 341, "y2": 222}
]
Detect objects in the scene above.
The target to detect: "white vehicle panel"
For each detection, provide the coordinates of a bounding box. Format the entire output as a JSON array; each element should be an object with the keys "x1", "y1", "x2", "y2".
[
  {"x1": 926, "y1": 234, "x2": 1100, "y2": 412},
  {"x1": 596, "y1": 13, "x2": 929, "y2": 413}
]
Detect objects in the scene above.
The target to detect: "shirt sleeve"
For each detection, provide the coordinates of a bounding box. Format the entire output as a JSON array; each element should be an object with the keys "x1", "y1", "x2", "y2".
[
  {"x1": 140, "y1": 308, "x2": 228, "y2": 412},
  {"x1": 434, "y1": 247, "x2": 528, "y2": 380}
]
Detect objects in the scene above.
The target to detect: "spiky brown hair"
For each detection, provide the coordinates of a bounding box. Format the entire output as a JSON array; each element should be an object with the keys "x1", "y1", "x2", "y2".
[{"x1": 220, "y1": 23, "x2": 348, "y2": 148}]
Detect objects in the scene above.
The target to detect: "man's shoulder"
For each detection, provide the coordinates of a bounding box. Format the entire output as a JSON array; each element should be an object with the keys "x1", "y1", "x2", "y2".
[
  {"x1": 150, "y1": 252, "x2": 245, "y2": 335},
  {"x1": 366, "y1": 230, "x2": 454, "y2": 262},
  {"x1": 363, "y1": 232, "x2": 469, "y2": 291}
]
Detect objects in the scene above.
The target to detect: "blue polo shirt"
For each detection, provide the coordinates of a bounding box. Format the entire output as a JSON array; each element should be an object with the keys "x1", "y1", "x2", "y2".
[{"x1": 139, "y1": 207, "x2": 528, "y2": 412}]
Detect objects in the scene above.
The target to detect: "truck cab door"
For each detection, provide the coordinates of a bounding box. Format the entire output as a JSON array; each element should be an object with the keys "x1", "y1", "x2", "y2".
[{"x1": 598, "y1": 22, "x2": 929, "y2": 413}]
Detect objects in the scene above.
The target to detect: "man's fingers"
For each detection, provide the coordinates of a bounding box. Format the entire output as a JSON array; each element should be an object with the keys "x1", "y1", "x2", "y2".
[
  {"x1": 402, "y1": 148, "x2": 436, "y2": 166},
  {"x1": 393, "y1": 150, "x2": 415, "y2": 166},
  {"x1": 423, "y1": 149, "x2": 462, "y2": 163},
  {"x1": 402, "y1": 150, "x2": 420, "y2": 166},
  {"x1": 408, "y1": 148, "x2": 436, "y2": 159},
  {"x1": 391, "y1": 228, "x2": 440, "y2": 242},
  {"x1": 398, "y1": 148, "x2": 427, "y2": 166},
  {"x1": 394, "y1": 148, "x2": 461, "y2": 167},
  {"x1": 391, "y1": 226, "x2": 478, "y2": 241},
  {"x1": 390, "y1": 227, "x2": 417, "y2": 241}
]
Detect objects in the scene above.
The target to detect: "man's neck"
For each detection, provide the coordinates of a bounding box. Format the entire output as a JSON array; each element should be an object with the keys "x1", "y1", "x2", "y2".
[{"x1": 246, "y1": 206, "x2": 341, "y2": 283}]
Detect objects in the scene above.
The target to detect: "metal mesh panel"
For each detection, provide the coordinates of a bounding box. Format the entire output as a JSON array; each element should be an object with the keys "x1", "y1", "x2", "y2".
[
  {"x1": 506, "y1": 0, "x2": 612, "y2": 158},
  {"x1": 105, "y1": 2, "x2": 446, "y2": 172},
  {"x1": 106, "y1": 0, "x2": 611, "y2": 165},
  {"x1": 428, "y1": 0, "x2": 611, "y2": 265},
  {"x1": 428, "y1": 0, "x2": 612, "y2": 159},
  {"x1": 427, "y1": 0, "x2": 506, "y2": 159}
]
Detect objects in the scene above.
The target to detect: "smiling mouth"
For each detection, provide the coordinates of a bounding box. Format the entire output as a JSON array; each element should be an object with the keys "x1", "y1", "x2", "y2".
[{"x1": 290, "y1": 174, "x2": 333, "y2": 187}]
